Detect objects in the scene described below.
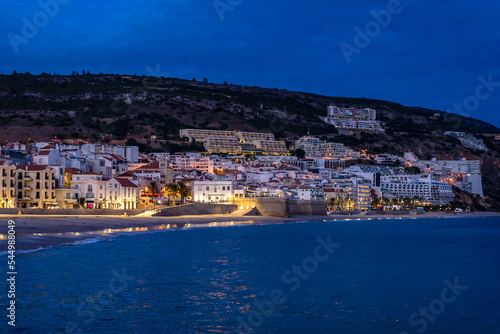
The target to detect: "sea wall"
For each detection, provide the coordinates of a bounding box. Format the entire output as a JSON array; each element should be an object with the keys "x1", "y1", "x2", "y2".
[
  {"x1": 234, "y1": 198, "x2": 327, "y2": 217},
  {"x1": 154, "y1": 203, "x2": 238, "y2": 216},
  {"x1": 287, "y1": 199, "x2": 327, "y2": 216},
  {"x1": 234, "y1": 198, "x2": 288, "y2": 217}
]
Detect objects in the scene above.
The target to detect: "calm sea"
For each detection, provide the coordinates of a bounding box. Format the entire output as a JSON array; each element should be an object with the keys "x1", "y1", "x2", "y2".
[{"x1": 1, "y1": 217, "x2": 499, "y2": 333}]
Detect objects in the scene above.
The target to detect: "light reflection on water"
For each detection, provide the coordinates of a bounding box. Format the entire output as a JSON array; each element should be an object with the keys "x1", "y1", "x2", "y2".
[
  {"x1": 0, "y1": 217, "x2": 498, "y2": 333},
  {"x1": 0, "y1": 221, "x2": 257, "y2": 252}
]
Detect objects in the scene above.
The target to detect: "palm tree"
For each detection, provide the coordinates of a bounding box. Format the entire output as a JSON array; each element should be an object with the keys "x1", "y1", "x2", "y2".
[
  {"x1": 165, "y1": 183, "x2": 180, "y2": 206},
  {"x1": 177, "y1": 181, "x2": 191, "y2": 205},
  {"x1": 148, "y1": 181, "x2": 158, "y2": 211},
  {"x1": 327, "y1": 197, "x2": 336, "y2": 211},
  {"x1": 344, "y1": 195, "x2": 355, "y2": 211},
  {"x1": 381, "y1": 197, "x2": 391, "y2": 211}
]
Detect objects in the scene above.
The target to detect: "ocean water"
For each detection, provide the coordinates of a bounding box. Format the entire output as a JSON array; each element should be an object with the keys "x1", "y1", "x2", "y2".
[{"x1": 1, "y1": 217, "x2": 500, "y2": 333}]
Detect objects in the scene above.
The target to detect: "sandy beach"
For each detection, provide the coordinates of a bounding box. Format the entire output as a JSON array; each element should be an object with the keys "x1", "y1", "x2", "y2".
[{"x1": 1, "y1": 212, "x2": 499, "y2": 251}]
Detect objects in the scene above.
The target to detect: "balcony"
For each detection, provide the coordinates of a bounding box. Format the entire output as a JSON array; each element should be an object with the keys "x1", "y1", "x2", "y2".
[
  {"x1": 85, "y1": 193, "x2": 95, "y2": 199},
  {"x1": 17, "y1": 195, "x2": 32, "y2": 201}
]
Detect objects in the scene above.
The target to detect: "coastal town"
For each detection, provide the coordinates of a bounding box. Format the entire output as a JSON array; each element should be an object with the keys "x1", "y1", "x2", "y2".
[{"x1": 0, "y1": 106, "x2": 485, "y2": 215}]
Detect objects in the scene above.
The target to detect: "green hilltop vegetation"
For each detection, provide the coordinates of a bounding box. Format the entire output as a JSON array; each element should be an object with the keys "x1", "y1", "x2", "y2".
[{"x1": 0, "y1": 72, "x2": 499, "y2": 210}]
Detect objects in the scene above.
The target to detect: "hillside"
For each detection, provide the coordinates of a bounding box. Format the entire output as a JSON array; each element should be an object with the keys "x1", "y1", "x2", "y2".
[{"x1": 0, "y1": 72, "x2": 499, "y2": 209}]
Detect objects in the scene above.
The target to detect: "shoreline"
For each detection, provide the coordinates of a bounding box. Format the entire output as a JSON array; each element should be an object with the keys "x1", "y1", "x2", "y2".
[{"x1": 1, "y1": 212, "x2": 499, "y2": 251}]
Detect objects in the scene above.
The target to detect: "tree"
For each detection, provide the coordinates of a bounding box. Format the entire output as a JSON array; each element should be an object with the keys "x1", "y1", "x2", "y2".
[
  {"x1": 148, "y1": 181, "x2": 158, "y2": 210},
  {"x1": 344, "y1": 195, "x2": 355, "y2": 210},
  {"x1": 164, "y1": 183, "x2": 180, "y2": 206},
  {"x1": 78, "y1": 197, "x2": 86, "y2": 208},
  {"x1": 203, "y1": 78, "x2": 208, "y2": 83},
  {"x1": 295, "y1": 149, "x2": 306, "y2": 159},
  {"x1": 177, "y1": 181, "x2": 191, "y2": 205},
  {"x1": 405, "y1": 166, "x2": 421, "y2": 174},
  {"x1": 381, "y1": 197, "x2": 391, "y2": 210}
]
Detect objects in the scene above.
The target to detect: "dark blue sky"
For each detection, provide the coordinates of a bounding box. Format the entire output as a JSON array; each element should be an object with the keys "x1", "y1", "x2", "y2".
[{"x1": 2, "y1": 0, "x2": 500, "y2": 127}]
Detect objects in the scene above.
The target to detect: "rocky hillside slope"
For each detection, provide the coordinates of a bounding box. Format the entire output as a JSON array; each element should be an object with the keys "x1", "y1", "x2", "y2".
[{"x1": 0, "y1": 73, "x2": 499, "y2": 209}]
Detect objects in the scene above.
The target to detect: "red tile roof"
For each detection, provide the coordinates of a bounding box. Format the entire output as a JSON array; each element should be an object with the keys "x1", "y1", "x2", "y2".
[
  {"x1": 115, "y1": 178, "x2": 138, "y2": 188},
  {"x1": 16, "y1": 165, "x2": 52, "y2": 171},
  {"x1": 105, "y1": 153, "x2": 125, "y2": 162},
  {"x1": 137, "y1": 161, "x2": 160, "y2": 170},
  {"x1": 64, "y1": 168, "x2": 81, "y2": 174}
]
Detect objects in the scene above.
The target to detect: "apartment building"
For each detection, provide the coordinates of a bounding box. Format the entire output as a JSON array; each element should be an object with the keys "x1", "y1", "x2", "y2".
[
  {"x1": 291, "y1": 187, "x2": 325, "y2": 201},
  {"x1": 180, "y1": 129, "x2": 287, "y2": 155},
  {"x1": 320, "y1": 105, "x2": 384, "y2": 132},
  {"x1": 171, "y1": 154, "x2": 214, "y2": 173},
  {"x1": 413, "y1": 158, "x2": 481, "y2": 175},
  {"x1": 0, "y1": 161, "x2": 18, "y2": 208},
  {"x1": 253, "y1": 140, "x2": 288, "y2": 155},
  {"x1": 444, "y1": 131, "x2": 488, "y2": 151},
  {"x1": 205, "y1": 136, "x2": 241, "y2": 154},
  {"x1": 106, "y1": 178, "x2": 138, "y2": 209},
  {"x1": 15, "y1": 165, "x2": 57, "y2": 209},
  {"x1": 235, "y1": 132, "x2": 275, "y2": 142},
  {"x1": 180, "y1": 129, "x2": 234, "y2": 142},
  {"x1": 294, "y1": 136, "x2": 359, "y2": 159},
  {"x1": 381, "y1": 174, "x2": 454, "y2": 205},
  {"x1": 71, "y1": 172, "x2": 106, "y2": 209}
]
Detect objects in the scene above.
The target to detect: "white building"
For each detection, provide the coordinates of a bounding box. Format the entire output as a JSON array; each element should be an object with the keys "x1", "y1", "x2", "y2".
[
  {"x1": 71, "y1": 172, "x2": 106, "y2": 209},
  {"x1": 192, "y1": 181, "x2": 234, "y2": 203},
  {"x1": 413, "y1": 158, "x2": 481, "y2": 175},
  {"x1": 105, "y1": 178, "x2": 138, "y2": 209},
  {"x1": 320, "y1": 105, "x2": 384, "y2": 132},
  {"x1": 170, "y1": 153, "x2": 214, "y2": 173},
  {"x1": 294, "y1": 136, "x2": 359, "y2": 159},
  {"x1": 381, "y1": 174, "x2": 454, "y2": 205},
  {"x1": 445, "y1": 131, "x2": 488, "y2": 151},
  {"x1": 33, "y1": 145, "x2": 61, "y2": 165}
]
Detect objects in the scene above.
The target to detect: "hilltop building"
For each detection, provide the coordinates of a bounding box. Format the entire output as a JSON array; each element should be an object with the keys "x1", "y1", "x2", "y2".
[
  {"x1": 179, "y1": 129, "x2": 287, "y2": 155},
  {"x1": 320, "y1": 105, "x2": 384, "y2": 132},
  {"x1": 444, "y1": 131, "x2": 488, "y2": 151},
  {"x1": 294, "y1": 136, "x2": 360, "y2": 159}
]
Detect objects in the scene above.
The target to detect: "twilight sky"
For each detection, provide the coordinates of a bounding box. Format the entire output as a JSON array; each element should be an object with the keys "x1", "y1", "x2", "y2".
[{"x1": 2, "y1": 0, "x2": 500, "y2": 127}]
